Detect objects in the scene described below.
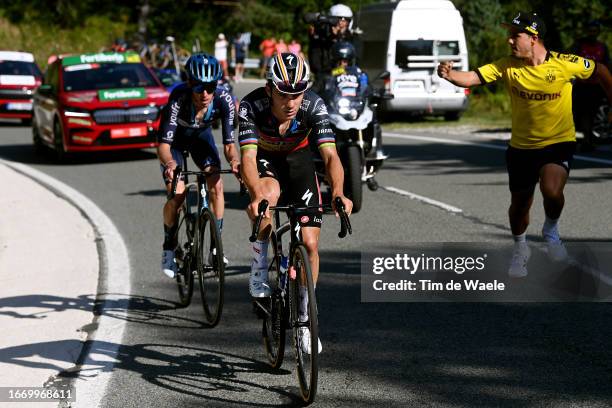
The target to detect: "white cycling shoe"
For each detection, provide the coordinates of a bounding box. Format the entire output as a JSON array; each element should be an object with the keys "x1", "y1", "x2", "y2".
[
  {"x1": 249, "y1": 267, "x2": 271, "y2": 298},
  {"x1": 161, "y1": 250, "x2": 177, "y2": 279},
  {"x1": 508, "y1": 242, "x2": 531, "y2": 278},
  {"x1": 299, "y1": 327, "x2": 322, "y2": 354}
]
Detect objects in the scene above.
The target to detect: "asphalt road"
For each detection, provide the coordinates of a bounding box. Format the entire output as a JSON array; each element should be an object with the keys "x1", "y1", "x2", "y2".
[{"x1": 1, "y1": 80, "x2": 612, "y2": 407}]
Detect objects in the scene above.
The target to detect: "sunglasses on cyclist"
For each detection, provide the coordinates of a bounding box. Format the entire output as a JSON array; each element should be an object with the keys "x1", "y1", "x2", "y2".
[
  {"x1": 191, "y1": 81, "x2": 217, "y2": 94},
  {"x1": 272, "y1": 80, "x2": 309, "y2": 95}
]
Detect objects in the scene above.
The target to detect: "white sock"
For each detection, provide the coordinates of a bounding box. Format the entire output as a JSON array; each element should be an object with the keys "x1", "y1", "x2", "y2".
[
  {"x1": 251, "y1": 240, "x2": 269, "y2": 271},
  {"x1": 542, "y1": 216, "x2": 560, "y2": 242},
  {"x1": 513, "y1": 232, "x2": 527, "y2": 243},
  {"x1": 299, "y1": 285, "x2": 309, "y2": 322}
]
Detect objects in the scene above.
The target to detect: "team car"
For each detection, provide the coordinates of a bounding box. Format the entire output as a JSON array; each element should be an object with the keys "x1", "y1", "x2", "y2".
[
  {"x1": 0, "y1": 51, "x2": 42, "y2": 124},
  {"x1": 32, "y1": 51, "x2": 169, "y2": 158}
]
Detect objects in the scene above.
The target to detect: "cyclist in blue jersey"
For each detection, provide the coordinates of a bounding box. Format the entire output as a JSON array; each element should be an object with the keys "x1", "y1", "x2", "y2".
[
  {"x1": 240, "y1": 52, "x2": 353, "y2": 354},
  {"x1": 158, "y1": 53, "x2": 240, "y2": 278}
]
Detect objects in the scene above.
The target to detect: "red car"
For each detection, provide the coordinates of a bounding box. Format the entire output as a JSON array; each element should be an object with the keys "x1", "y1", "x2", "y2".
[
  {"x1": 32, "y1": 51, "x2": 169, "y2": 159},
  {"x1": 0, "y1": 51, "x2": 42, "y2": 124}
]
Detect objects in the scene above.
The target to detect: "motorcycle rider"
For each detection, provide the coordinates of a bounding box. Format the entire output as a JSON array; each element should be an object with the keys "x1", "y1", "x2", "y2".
[
  {"x1": 308, "y1": 3, "x2": 356, "y2": 93},
  {"x1": 323, "y1": 41, "x2": 369, "y2": 101}
]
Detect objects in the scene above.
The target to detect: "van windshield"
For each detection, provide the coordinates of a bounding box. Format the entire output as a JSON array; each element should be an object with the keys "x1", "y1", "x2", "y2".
[{"x1": 395, "y1": 40, "x2": 459, "y2": 68}]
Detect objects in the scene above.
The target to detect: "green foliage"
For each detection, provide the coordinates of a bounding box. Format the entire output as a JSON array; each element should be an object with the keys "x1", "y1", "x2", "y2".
[
  {"x1": 0, "y1": 14, "x2": 133, "y2": 69},
  {"x1": 0, "y1": 0, "x2": 609, "y2": 77}
]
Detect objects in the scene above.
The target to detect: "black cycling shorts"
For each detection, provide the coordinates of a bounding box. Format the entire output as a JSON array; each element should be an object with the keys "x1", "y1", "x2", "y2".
[
  {"x1": 160, "y1": 127, "x2": 221, "y2": 184},
  {"x1": 506, "y1": 141, "x2": 576, "y2": 193},
  {"x1": 256, "y1": 148, "x2": 323, "y2": 228}
]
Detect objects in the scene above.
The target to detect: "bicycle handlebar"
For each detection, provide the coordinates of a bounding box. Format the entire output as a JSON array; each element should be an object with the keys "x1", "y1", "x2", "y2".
[
  {"x1": 334, "y1": 197, "x2": 352, "y2": 239},
  {"x1": 249, "y1": 199, "x2": 269, "y2": 242},
  {"x1": 168, "y1": 166, "x2": 235, "y2": 200},
  {"x1": 248, "y1": 197, "x2": 352, "y2": 242}
]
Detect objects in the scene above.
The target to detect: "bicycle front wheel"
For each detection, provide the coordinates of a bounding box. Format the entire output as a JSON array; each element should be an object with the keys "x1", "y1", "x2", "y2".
[
  {"x1": 175, "y1": 206, "x2": 194, "y2": 307},
  {"x1": 262, "y1": 232, "x2": 286, "y2": 368},
  {"x1": 197, "y1": 209, "x2": 225, "y2": 327},
  {"x1": 290, "y1": 243, "x2": 318, "y2": 403}
]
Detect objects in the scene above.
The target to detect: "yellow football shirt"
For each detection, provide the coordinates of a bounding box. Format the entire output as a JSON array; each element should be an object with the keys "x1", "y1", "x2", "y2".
[{"x1": 477, "y1": 51, "x2": 596, "y2": 149}]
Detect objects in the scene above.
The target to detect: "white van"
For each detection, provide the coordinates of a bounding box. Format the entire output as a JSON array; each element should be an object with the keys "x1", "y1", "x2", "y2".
[{"x1": 355, "y1": 0, "x2": 469, "y2": 120}]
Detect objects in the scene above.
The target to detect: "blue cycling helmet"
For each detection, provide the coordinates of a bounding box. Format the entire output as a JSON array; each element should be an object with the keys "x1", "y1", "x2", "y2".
[{"x1": 186, "y1": 53, "x2": 223, "y2": 83}]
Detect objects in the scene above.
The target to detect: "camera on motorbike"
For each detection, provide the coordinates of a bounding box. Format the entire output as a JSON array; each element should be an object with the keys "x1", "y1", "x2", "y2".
[{"x1": 304, "y1": 12, "x2": 341, "y2": 40}]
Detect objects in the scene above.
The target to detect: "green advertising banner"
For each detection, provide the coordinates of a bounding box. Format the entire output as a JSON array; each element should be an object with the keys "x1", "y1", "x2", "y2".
[
  {"x1": 62, "y1": 52, "x2": 141, "y2": 67},
  {"x1": 98, "y1": 87, "x2": 146, "y2": 102}
]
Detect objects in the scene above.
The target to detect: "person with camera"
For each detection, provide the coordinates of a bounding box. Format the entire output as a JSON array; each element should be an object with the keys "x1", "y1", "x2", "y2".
[{"x1": 306, "y1": 3, "x2": 356, "y2": 93}]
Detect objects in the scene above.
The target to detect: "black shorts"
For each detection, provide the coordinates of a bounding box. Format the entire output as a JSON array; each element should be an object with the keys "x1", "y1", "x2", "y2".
[
  {"x1": 505, "y1": 141, "x2": 576, "y2": 193},
  {"x1": 159, "y1": 127, "x2": 221, "y2": 184},
  {"x1": 257, "y1": 148, "x2": 323, "y2": 228},
  {"x1": 236, "y1": 56, "x2": 245, "y2": 64}
]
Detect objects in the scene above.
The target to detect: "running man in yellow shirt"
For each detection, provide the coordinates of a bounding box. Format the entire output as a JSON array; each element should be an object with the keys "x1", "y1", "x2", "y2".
[{"x1": 437, "y1": 11, "x2": 612, "y2": 277}]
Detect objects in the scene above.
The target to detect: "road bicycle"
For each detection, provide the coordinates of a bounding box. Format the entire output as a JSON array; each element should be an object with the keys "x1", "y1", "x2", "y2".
[
  {"x1": 250, "y1": 197, "x2": 352, "y2": 404},
  {"x1": 168, "y1": 154, "x2": 233, "y2": 327}
]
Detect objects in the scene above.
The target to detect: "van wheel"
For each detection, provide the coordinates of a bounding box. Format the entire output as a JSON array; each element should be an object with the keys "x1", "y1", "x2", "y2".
[
  {"x1": 53, "y1": 119, "x2": 69, "y2": 162},
  {"x1": 444, "y1": 111, "x2": 461, "y2": 121}
]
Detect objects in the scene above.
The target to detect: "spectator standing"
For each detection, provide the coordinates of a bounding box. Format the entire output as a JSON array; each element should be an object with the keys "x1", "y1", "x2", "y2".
[
  {"x1": 232, "y1": 33, "x2": 247, "y2": 82},
  {"x1": 259, "y1": 37, "x2": 277, "y2": 78},
  {"x1": 288, "y1": 39, "x2": 304, "y2": 59},
  {"x1": 275, "y1": 38, "x2": 288, "y2": 54},
  {"x1": 215, "y1": 33, "x2": 230, "y2": 79}
]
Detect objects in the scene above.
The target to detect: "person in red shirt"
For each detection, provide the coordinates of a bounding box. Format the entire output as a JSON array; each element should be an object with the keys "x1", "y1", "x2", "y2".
[{"x1": 259, "y1": 37, "x2": 277, "y2": 78}]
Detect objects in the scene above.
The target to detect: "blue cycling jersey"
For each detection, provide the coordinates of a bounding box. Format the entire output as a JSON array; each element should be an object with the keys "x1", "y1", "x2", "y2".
[{"x1": 158, "y1": 82, "x2": 236, "y2": 147}]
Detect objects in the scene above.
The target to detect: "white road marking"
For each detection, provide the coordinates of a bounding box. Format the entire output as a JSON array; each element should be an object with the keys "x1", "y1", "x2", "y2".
[
  {"x1": 383, "y1": 132, "x2": 612, "y2": 165},
  {"x1": 1, "y1": 159, "x2": 131, "y2": 408},
  {"x1": 382, "y1": 185, "x2": 463, "y2": 214}
]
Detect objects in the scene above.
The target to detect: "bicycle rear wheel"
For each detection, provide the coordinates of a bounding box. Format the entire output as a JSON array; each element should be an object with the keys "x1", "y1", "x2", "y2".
[
  {"x1": 175, "y1": 206, "x2": 194, "y2": 306},
  {"x1": 290, "y1": 243, "x2": 318, "y2": 403},
  {"x1": 197, "y1": 209, "x2": 225, "y2": 326},
  {"x1": 262, "y1": 232, "x2": 286, "y2": 368}
]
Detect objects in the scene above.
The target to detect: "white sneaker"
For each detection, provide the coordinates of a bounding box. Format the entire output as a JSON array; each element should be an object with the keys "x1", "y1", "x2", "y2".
[
  {"x1": 508, "y1": 242, "x2": 531, "y2": 278},
  {"x1": 207, "y1": 248, "x2": 229, "y2": 266},
  {"x1": 249, "y1": 266, "x2": 271, "y2": 298},
  {"x1": 546, "y1": 240, "x2": 568, "y2": 262},
  {"x1": 161, "y1": 250, "x2": 177, "y2": 278},
  {"x1": 299, "y1": 327, "x2": 322, "y2": 354}
]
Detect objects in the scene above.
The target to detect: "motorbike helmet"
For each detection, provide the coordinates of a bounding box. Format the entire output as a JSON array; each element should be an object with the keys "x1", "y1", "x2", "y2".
[
  {"x1": 266, "y1": 52, "x2": 310, "y2": 95},
  {"x1": 185, "y1": 53, "x2": 223, "y2": 84},
  {"x1": 329, "y1": 4, "x2": 353, "y2": 19},
  {"x1": 329, "y1": 4, "x2": 353, "y2": 30},
  {"x1": 332, "y1": 41, "x2": 356, "y2": 65}
]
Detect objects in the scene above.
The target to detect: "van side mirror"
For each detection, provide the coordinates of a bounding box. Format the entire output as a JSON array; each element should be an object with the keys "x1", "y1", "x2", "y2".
[{"x1": 378, "y1": 71, "x2": 391, "y2": 80}]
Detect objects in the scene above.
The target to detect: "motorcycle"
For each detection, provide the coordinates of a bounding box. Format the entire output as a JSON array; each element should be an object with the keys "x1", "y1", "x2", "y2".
[{"x1": 314, "y1": 69, "x2": 393, "y2": 213}]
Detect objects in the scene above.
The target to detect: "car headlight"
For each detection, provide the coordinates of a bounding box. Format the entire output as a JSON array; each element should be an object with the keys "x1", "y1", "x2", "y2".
[{"x1": 63, "y1": 106, "x2": 91, "y2": 118}]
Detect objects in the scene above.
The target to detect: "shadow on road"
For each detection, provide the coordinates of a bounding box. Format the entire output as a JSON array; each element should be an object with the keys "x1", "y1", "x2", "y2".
[{"x1": 0, "y1": 143, "x2": 157, "y2": 165}]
